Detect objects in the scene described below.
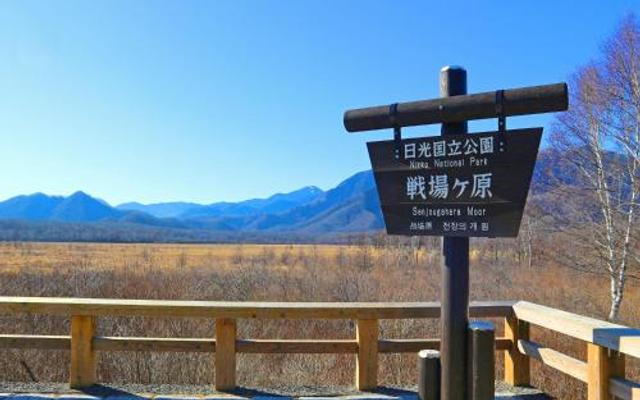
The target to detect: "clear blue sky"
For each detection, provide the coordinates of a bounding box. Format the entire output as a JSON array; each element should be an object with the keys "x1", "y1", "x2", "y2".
[{"x1": 0, "y1": 1, "x2": 637, "y2": 205}]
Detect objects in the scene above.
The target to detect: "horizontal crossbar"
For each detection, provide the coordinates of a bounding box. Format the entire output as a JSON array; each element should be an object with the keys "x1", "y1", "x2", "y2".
[
  {"x1": 0, "y1": 334, "x2": 512, "y2": 353},
  {"x1": 344, "y1": 83, "x2": 568, "y2": 132}
]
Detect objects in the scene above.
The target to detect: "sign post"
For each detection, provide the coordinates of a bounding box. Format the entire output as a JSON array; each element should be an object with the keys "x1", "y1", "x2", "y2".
[
  {"x1": 343, "y1": 67, "x2": 568, "y2": 400},
  {"x1": 439, "y1": 66, "x2": 469, "y2": 400}
]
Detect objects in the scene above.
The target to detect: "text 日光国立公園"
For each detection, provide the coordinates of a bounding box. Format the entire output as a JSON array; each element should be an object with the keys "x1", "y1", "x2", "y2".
[{"x1": 402, "y1": 135, "x2": 498, "y2": 159}]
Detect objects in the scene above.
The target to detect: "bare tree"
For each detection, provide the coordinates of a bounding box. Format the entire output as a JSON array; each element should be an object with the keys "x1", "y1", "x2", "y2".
[
  {"x1": 518, "y1": 208, "x2": 541, "y2": 270},
  {"x1": 550, "y1": 15, "x2": 640, "y2": 321}
]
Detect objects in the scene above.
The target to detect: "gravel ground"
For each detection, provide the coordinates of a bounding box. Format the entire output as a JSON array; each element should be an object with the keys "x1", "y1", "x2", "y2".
[{"x1": 0, "y1": 382, "x2": 550, "y2": 399}]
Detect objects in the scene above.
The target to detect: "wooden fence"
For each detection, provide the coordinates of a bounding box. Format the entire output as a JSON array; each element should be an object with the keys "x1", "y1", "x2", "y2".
[
  {"x1": 510, "y1": 301, "x2": 640, "y2": 400},
  {"x1": 0, "y1": 297, "x2": 638, "y2": 399}
]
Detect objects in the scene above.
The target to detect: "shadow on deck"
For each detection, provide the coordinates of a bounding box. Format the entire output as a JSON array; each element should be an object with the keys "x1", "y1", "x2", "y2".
[{"x1": 0, "y1": 383, "x2": 550, "y2": 400}]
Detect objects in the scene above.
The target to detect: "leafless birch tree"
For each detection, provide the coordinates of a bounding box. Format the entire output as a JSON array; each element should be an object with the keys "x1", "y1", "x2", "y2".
[{"x1": 549, "y1": 15, "x2": 640, "y2": 321}]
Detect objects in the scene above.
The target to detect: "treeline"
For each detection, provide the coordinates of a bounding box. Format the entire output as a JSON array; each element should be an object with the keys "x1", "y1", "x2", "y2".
[
  {"x1": 0, "y1": 219, "x2": 350, "y2": 244},
  {"x1": 0, "y1": 220, "x2": 246, "y2": 243}
]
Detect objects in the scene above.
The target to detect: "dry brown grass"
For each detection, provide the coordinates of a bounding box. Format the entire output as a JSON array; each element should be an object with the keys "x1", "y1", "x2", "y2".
[{"x1": 0, "y1": 241, "x2": 637, "y2": 398}]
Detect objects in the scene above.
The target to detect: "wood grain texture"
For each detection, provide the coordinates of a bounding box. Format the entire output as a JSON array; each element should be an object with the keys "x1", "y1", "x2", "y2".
[
  {"x1": 588, "y1": 343, "x2": 609, "y2": 400},
  {"x1": 236, "y1": 339, "x2": 356, "y2": 353},
  {"x1": 0, "y1": 297, "x2": 514, "y2": 320},
  {"x1": 587, "y1": 344, "x2": 626, "y2": 400},
  {"x1": 504, "y1": 316, "x2": 530, "y2": 386},
  {"x1": 93, "y1": 336, "x2": 215, "y2": 352},
  {"x1": 215, "y1": 318, "x2": 236, "y2": 391},
  {"x1": 0, "y1": 334, "x2": 69, "y2": 350},
  {"x1": 70, "y1": 315, "x2": 96, "y2": 388},
  {"x1": 344, "y1": 82, "x2": 568, "y2": 132},
  {"x1": 0, "y1": 335, "x2": 511, "y2": 353},
  {"x1": 467, "y1": 322, "x2": 495, "y2": 400},
  {"x1": 514, "y1": 301, "x2": 640, "y2": 358},
  {"x1": 518, "y1": 339, "x2": 587, "y2": 382},
  {"x1": 418, "y1": 349, "x2": 440, "y2": 400},
  {"x1": 356, "y1": 319, "x2": 378, "y2": 390}
]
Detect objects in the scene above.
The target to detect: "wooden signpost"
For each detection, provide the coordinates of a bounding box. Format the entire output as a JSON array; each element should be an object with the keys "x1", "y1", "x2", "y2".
[{"x1": 343, "y1": 66, "x2": 568, "y2": 400}]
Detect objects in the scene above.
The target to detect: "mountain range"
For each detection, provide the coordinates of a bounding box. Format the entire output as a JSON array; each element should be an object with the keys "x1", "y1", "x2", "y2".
[
  {"x1": 0, "y1": 170, "x2": 384, "y2": 241},
  {"x1": 118, "y1": 185, "x2": 325, "y2": 219}
]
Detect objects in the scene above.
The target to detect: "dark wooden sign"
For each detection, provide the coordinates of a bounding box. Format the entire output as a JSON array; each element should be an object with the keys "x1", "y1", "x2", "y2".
[{"x1": 367, "y1": 128, "x2": 542, "y2": 237}]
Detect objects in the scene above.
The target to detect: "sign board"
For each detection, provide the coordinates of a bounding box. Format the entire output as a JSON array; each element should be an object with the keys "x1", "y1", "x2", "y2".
[{"x1": 367, "y1": 128, "x2": 542, "y2": 237}]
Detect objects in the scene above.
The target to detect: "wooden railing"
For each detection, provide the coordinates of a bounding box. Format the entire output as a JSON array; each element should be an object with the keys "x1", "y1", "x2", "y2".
[
  {"x1": 0, "y1": 297, "x2": 513, "y2": 390},
  {"x1": 0, "y1": 297, "x2": 638, "y2": 399},
  {"x1": 509, "y1": 301, "x2": 640, "y2": 400}
]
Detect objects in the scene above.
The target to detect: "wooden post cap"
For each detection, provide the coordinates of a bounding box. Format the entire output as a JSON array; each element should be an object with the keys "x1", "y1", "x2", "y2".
[{"x1": 419, "y1": 349, "x2": 441, "y2": 358}]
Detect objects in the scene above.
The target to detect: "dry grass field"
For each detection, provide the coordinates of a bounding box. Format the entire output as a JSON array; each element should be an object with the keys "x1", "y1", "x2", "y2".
[{"x1": 0, "y1": 241, "x2": 637, "y2": 399}]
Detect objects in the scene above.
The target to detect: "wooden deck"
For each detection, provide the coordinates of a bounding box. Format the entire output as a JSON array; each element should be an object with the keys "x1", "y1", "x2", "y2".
[{"x1": 0, "y1": 383, "x2": 550, "y2": 400}]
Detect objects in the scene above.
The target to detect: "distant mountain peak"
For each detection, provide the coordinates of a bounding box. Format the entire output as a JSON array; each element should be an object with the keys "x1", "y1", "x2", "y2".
[
  {"x1": 28, "y1": 192, "x2": 50, "y2": 198},
  {"x1": 296, "y1": 185, "x2": 322, "y2": 193},
  {"x1": 69, "y1": 190, "x2": 90, "y2": 198}
]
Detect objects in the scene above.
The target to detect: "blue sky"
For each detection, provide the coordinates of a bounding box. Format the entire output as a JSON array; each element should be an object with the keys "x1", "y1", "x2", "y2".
[{"x1": 0, "y1": 1, "x2": 637, "y2": 205}]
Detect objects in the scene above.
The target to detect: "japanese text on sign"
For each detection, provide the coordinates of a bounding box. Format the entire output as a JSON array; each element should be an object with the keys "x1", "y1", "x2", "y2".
[
  {"x1": 406, "y1": 173, "x2": 493, "y2": 200},
  {"x1": 404, "y1": 136, "x2": 495, "y2": 159}
]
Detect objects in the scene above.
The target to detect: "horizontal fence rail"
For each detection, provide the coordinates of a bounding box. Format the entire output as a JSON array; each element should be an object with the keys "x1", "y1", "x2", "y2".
[
  {"x1": 0, "y1": 296, "x2": 639, "y2": 399},
  {"x1": 0, "y1": 334, "x2": 516, "y2": 353},
  {"x1": 0, "y1": 297, "x2": 514, "y2": 319}
]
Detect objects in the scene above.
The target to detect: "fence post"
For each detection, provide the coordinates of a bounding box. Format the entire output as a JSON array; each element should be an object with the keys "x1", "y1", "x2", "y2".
[
  {"x1": 587, "y1": 343, "x2": 625, "y2": 400},
  {"x1": 467, "y1": 321, "x2": 495, "y2": 400},
  {"x1": 504, "y1": 316, "x2": 530, "y2": 386},
  {"x1": 70, "y1": 315, "x2": 96, "y2": 388},
  {"x1": 418, "y1": 350, "x2": 440, "y2": 400},
  {"x1": 215, "y1": 318, "x2": 236, "y2": 391},
  {"x1": 356, "y1": 319, "x2": 378, "y2": 390}
]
